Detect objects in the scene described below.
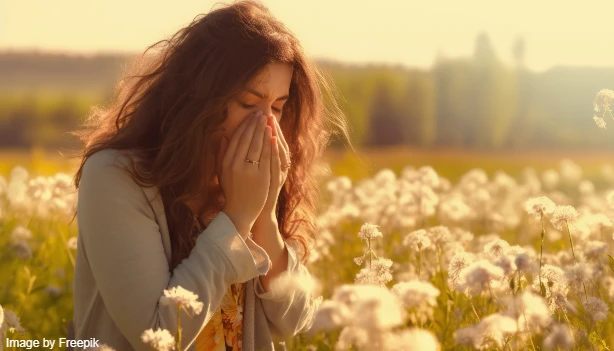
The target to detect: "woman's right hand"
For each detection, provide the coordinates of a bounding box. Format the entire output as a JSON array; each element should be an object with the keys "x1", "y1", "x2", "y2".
[{"x1": 217, "y1": 110, "x2": 273, "y2": 238}]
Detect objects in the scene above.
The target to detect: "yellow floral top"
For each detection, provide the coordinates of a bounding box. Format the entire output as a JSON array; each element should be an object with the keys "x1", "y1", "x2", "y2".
[
  {"x1": 196, "y1": 282, "x2": 245, "y2": 351},
  {"x1": 192, "y1": 209, "x2": 245, "y2": 351}
]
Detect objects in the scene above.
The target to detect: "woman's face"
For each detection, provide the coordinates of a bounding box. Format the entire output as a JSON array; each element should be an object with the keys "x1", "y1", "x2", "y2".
[{"x1": 216, "y1": 61, "x2": 293, "y2": 144}]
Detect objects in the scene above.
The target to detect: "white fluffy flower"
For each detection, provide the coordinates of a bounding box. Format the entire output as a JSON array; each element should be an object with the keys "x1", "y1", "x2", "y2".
[
  {"x1": 583, "y1": 296, "x2": 609, "y2": 322},
  {"x1": 357, "y1": 223, "x2": 383, "y2": 241},
  {"x1": 564, "y1": 263, "x2": 592, "y2": 294},
  {"x1": 141, "y1": 328, "x2": 175, "y2": 351},
  {"x1": 457, "y1": 260, "x2": 505, "y2": 296},
  {"x1": 524, "y1": 196, "x2": 556, "y2": 219},
  {"x1": 392, "y1": 280, "x2": 440, "y2": 308},
  {"x1": 10, "y1": 225, "x2": 32, "y2": 243},
  {"x1": 403, "y1": 229, "x2": 432, "y2": 251},
  {"x1": 550, "y1": 205, "x2": 579, "y2": 231},
  {"x1": 159, "y1": 286, "x2": 204, "y2": 318},
  {"x1": 355, "y1": 258, "x2": 393, "y2": 286},
  {"x1": 484, "y1": 239, "x2": 511, "y2": 258},
  {"x1": 543, "y1": 323, "x2": 573, "y2": 350},
  {"x1": 395, "y1": 328, "x2": 441, "y2": 351},
  {"x1": 67, "y1": 236, "x2": 78, "y2": 250},
  {"x1": 310, "y1": 299, "x2": 353, "y2": 332}
]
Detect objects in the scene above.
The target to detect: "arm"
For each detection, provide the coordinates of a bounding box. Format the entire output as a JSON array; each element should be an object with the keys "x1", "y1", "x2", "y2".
[
  {"x1": 77, "y1": 151, "x2": 271, "y2": 350},
  {"x1": 251, "y1": 225, "x2": 319, "y2": 341}
]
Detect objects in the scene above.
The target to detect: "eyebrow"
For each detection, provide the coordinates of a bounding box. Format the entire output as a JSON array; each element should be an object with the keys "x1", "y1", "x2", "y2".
[{"x1": 247, "y1": 89, "x2": 289, "y2": 101}]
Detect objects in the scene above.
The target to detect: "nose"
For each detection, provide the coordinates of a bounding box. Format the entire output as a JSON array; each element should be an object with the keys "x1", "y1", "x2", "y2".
[{"x1": 261, "y1": 107, "x2": 275, "y2": 118}]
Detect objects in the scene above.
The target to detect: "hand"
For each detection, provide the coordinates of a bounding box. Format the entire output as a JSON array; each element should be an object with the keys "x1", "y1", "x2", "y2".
[
  {"x1": 253, "y1": 114, "x2": 291, "y2": 230},
  {"x1": 217, "y1": 110, "x2": 274, "y2": 238}
]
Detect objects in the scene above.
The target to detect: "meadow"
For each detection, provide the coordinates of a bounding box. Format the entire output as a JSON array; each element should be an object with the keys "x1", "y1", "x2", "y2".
[{"x1": 2, "y1": 146, "x2": 614, "y2": 350}]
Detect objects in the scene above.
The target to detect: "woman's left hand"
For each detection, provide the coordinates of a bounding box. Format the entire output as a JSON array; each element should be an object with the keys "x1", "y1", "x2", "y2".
[{"x1": 253, "y1": 114, "x2": 291, "y2": 229}]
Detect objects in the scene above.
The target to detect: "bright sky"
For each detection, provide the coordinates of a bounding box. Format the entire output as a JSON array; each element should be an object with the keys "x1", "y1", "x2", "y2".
[{"x1": 1, "y1": 0, "x2": 613, "y2": 72}]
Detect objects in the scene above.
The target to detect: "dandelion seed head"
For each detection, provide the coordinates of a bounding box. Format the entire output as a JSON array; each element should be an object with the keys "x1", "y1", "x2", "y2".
[
  {"x1": 550, "y1": 205, "x2": 579, "y2": 231},
  {"x1": 543, "y1": 323, "x2": 573, "y2": 351},
  {"x1": 484, "y1": 239, "x2": 511, "y2": 258},
  {"x1": 141, "y1": 328, "x2": 175, "y2": 351},
  {"x1": 396, "y1": 328, "x2": 441, "y2": 351},
  {"x1": 514, "y1": 253, "x2": 533, "y2": 273},
  {"x1": 159, "y1": 286, "x2": 204, "y2": 318},
  {"x1": 391, "y1": 280, "x2": 440, "y2": 308},
  {"x1": 564, "y1": 263, "x2": 592, "y2": 294},
  {"x1": 403, "y1": 229, "x2": 432, "y2": 251},
  {"x1": 67, "y1": 236, "x2": 78, "y2": 250},
  {"x1": 458, "y1": 260, "x2": 505, "y2": 296},
  {"x1": 357, "y1": 223, "x2": 383, "y2": 241},
  {"x1": 426, "y1": 225, "x2": 452, "y2": 248},
  {"x1": 524, "y1": 196, "x2": 556, "y2": 219},
  {"x1": 311, "y1": 299, "x2": 352, "y2": 332},
  {"x1": 10, "y1": 225, "x2": 32, "y2": 243},
  {"x1": 582, "y1": 240, "x2": 608, "y2": 260},
  {"x1": 10, "y1": 241, "x2": 32, "y2": 260},
  {"x1": 542, "y1": 169, "x2": 560, "y2": 190},
  {"x1": 45, "y1": 285, "x2": 62, "y2": 298},
  {"x1": 583, "y1": 296, "x2": 609, "y2": 322}
]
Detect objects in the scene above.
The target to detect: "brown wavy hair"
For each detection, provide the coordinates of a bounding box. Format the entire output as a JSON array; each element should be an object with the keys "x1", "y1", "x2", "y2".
[{"x1": 70, "y1": 0, "x2": 355, "y2": 270}]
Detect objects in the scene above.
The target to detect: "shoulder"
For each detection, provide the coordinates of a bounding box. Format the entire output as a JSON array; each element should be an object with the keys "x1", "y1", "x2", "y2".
[
  {"x1": 80, "y1": 148, "x2": 143, "y2": 193},
  {"x1": 82, "y1": 148, "x2": 134, "y2": 174},
  {"x1": 78, "y1": 148, "x2": 156, "y2": 218}
]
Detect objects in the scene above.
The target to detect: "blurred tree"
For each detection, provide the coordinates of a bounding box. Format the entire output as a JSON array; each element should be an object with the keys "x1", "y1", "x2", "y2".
[{"x1": 366, "y1": 80, "x2": 404, "y2": 146}]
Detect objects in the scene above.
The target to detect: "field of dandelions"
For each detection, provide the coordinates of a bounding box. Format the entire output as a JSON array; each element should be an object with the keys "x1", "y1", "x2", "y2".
[{"x1": 1, "y1": 89, "x2": 614, "y2": 351}]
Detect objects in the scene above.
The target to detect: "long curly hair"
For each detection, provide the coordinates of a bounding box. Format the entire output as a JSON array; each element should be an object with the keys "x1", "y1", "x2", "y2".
[{"x1": 70, "y1": 0, "x2": 355, "y2": 271}]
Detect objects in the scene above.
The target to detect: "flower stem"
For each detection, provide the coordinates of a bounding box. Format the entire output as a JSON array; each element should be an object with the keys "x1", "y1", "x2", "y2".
[
  {"x1": 565, "y1": 221, "x2": 577, "y2": 263},
  {"x1": 539, "y1": 215, "x2": 545, "y2": 296},
  {"x1": 176, "y1": 305, "x2": 182, "y2": 351},
  {"x1": 565, "y1": 221, "x2": 589, "y2": 300},
  {"x1": 417, "y1": 246, "x2": 422, "y2": 276}
]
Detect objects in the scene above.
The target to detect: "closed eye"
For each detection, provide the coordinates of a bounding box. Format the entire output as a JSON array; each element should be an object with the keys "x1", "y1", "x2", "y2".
[{"x1": 239, "y1": 102, "x2": 282, "y2": 113}]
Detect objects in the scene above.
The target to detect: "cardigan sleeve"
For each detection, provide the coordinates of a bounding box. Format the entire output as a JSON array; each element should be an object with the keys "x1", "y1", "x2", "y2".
[
  {"x1": 77, "y1": 150, "x2": 271, "y2": 350},
  {"x1": 253, "y1": 241, "x2": 319, "y2": 340}
]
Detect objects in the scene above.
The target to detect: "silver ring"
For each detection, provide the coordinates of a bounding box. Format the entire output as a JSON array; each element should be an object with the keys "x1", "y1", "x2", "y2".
[{"x1": 246, "y1": 159, "x2": 260, "y2": 165}]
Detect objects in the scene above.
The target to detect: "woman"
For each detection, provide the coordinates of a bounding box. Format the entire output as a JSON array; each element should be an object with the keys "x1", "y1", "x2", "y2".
[{"x1": 70, "y1": 1, "x2": 354, "y2": 351}]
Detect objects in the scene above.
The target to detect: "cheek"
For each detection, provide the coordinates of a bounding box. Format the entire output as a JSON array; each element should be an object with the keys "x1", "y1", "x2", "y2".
[{"x1": 223, "y1": 104, "x2": 249, "y2": 138}]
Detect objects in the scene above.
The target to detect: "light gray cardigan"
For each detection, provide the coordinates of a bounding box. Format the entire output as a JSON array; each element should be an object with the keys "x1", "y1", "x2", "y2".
[{"x1": 73, "y1": 148, "x2": 317, "y2": 351}]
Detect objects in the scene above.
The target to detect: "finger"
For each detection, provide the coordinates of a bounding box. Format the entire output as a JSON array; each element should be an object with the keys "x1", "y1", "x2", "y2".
[
  {"x1": 233, "y1": 111, "x2": 264, "y2": 167},
  {"x1": 270, "y1": 134, "x2": 281, "y2": 201},
  {"x1": 246, "y1": 113, "x2": 267, "y2": 164},
  {"x1": 224, "y1": 111, "x2": 259, "y2": 168},
  {"x1": 271, "y1": 117, "x2": 289, "y2": 169},
  {"x1": 260, "y1": 126, "x2": 273, "y2": 174},
  {"x1": 216, "y1": 135, "x2": 228, "y2": 178}
]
